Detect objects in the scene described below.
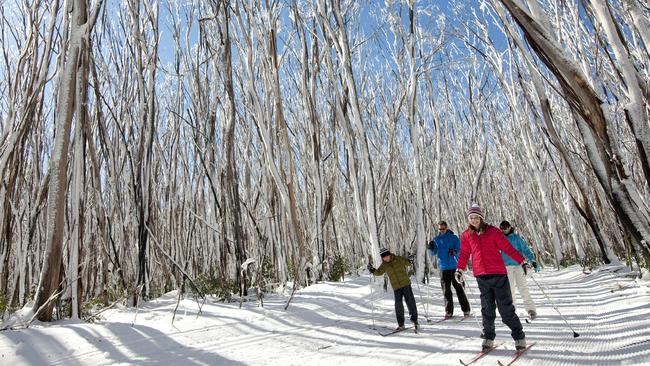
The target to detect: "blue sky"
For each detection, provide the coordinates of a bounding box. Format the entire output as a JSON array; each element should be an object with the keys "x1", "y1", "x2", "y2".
[
  {"x1": 0, "y1": 0, "x2": 510, "y2": 123},
  {"x1": 150, "y1": 0, "x2": 508, "y2": 67}
]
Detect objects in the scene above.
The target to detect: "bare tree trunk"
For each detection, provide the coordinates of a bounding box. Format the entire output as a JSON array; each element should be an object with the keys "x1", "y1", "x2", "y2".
[
  {"x1": 265, "y1": 1, "x2": 308, "y2": 302},
  {"x1": 129, "y1": 0, "x2": 159, "y2": 304},
  {"x1": 217, "y1": 2, "x2": 246, "y2": 296},
  {"x1": 69, "y1": 87, "x2": 84, "y2": 320},
  {"x1": 404, "y1": 1, "x2": 426, "y2": 281},
  {"x1": 292, "y1": 6, "x2": 327, "y2": 281},
  {"x1": 469, "y1": 138, "x2": 488, "y2": 205},
  {"x1": 32, "y1": 0, "x2": 102, "y2": 322}
]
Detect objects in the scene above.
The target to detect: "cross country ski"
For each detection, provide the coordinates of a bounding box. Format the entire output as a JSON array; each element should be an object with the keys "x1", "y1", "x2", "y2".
[
  {"x1": 497, "y1": 342, "x2": 536, "y2": 366},
  {"x1": 377, "y1": 326, "x2": 414, "y2": 336},
  {"x1": 459, "y1": 342, "x2": 504, "y2": 366}
]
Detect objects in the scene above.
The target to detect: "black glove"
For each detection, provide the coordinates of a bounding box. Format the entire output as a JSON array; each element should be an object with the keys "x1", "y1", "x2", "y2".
[
  {"x1": 532, "y1": 260, "x2": 538, "y2": 271},
  {"x1": 427, "y1": 241, "x2": 435, "y2": 251},
  {"x1": 448, "y1": 248, "x2": 456, "y2": 257},
  {"x1": 454, "y1": 269, "x2": 464, "y2": 283},
  {"x1": 521, "y1": 261, "x2": 531, "y2": 275},
  {"x1": 367, "y1": 263, "x2": 376, "y2": 273}
]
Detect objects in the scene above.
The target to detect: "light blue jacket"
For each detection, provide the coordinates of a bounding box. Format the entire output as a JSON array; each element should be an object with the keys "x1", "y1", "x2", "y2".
[
  {"x1": 428, "y1": 230, "x2": 461, "y2": 271},
  {"x1": 501, "y1": 232, "x2": 535, "y2": 266}
]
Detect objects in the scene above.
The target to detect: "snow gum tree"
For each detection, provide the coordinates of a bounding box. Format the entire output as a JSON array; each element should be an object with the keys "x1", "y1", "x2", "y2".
[{"x1": 32, "y1": 0, "x2": 103, "y2": 322}]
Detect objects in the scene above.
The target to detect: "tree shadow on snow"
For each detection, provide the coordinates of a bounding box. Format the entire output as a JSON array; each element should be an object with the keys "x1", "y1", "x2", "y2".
[{"x1": 2, "y1": 322, "x2": 246, "y2": 366}]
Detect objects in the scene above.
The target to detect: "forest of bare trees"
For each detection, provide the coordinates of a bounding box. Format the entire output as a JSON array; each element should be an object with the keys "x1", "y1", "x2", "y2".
[{"x1": 0, "y1": 0, "x2": 648, "y2": 322}]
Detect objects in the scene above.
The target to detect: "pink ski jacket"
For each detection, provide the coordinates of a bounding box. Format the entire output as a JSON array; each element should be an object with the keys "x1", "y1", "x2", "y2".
[{"x1": 457, "y1": 225, "x2": 525, "y2": 276}]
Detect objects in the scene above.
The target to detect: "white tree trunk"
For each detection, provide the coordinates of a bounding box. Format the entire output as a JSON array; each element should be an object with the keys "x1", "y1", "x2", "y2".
[
  {"x1": 69, "y1": 114, "x2": 84, "y2": 320},
  {"x1": 32, "y1": 0, "x2": 101, "y2": 321},
  {"x1": 403, "y1": 0, "x2": 426, "y2": 281},
  {"x1": 32, "y1": 26, "x2": 81, "y2": 320},
  {"x1": 562, "y1": 175, "x2": 585, "y2": 261}
]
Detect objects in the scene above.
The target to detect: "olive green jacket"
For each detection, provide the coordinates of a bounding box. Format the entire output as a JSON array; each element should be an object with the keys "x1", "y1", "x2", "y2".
[{"x1": 372, "y1": 255, "x2": 412, "y2": 290}]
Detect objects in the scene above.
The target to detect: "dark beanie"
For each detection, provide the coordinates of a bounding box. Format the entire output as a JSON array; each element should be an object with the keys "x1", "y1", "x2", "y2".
[
  {"x1": 500, "y1": 220, "x2": 512, "y2": 229},
  {"x1": 380, "y1": 248, "x2": 391, "y2": 258}
]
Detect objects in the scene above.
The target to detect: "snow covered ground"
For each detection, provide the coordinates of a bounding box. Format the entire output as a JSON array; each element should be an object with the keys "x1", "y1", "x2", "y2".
[{"x1": 1, "y1": 265, "x2": 649, "y2": 365}]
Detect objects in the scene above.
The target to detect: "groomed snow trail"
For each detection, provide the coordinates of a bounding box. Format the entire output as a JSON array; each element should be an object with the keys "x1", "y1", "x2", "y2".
[{"x1": 0, "y1": 265, "x2": 649, "y2": 365}]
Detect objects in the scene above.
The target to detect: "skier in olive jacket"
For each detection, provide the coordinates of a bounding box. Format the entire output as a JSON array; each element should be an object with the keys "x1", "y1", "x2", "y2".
[
  {"x1": 455, "y1": 204, "x2": 530, "y2": 351},
  {"x1": 368, "y1": 248, "x2": 418, "y2": 331}
]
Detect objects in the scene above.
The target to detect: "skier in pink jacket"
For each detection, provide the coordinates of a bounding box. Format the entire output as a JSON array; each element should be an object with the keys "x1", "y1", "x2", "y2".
[{"x1": 455, "y1": 203, "x2": 530, "y2": 351}]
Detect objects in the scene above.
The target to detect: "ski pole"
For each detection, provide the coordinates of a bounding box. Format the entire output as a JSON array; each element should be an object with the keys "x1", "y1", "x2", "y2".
[
  {"x1": 462, "y1": 273, "x2": 483, "y2": 329},
  {"x1": 413, "y1": 272, "x2": 430, "y2": 321},
  {"x1": 529, "y1": 273, "x2": 580, "y2": 338},
  {"x1": 368, "y1": 255, "x2": 376, "y2": 330},
  {"x1": 431, "y1": 256, "x2": 443, "y2": 321},
  {"x1": 425, "y1": 259, "x2": 431, "y2": 319}
]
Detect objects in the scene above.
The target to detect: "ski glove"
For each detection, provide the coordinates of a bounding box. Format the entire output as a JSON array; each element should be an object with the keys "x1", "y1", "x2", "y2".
[
  {"x1": 448, "y1": 248, "x2": 456, "y2": 257},
  {"x1": 532, "y1": 260, "x2": 538, "y2": 272},
  {"x1": 407, "y1": 254, "x2": 415, "y2": 263},
  {"x1": 521, "y1": 261, "x2": 531, "y2": 275},
  {"x1": 367, "y1": 263, "x2": 376, "y2": 274},
  {"x1": 454, "y1": 269, "x2": 464, "y2": 284}
]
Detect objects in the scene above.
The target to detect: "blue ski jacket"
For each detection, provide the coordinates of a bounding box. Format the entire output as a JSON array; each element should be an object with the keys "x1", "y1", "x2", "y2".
[
  {"x1": 428, "y1": 230, "x2": 461, "y2": 270},
  {"x1": 501, "y1": 232, "x2": 535, "y2": 266}
]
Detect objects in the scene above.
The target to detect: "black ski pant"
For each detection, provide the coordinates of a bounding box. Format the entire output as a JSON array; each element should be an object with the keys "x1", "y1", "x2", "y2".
[
  {"x1": 476, "y1": 274, "x2": 525, "y2": 341},
  {"x1": 394, "y1": 284, "x2": 418, "y2": 326},
  {"x1": 441, "y1": 269, "x2": 471, "y2": 315}
]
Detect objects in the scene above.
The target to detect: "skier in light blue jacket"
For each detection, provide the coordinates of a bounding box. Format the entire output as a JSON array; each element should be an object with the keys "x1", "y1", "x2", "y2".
[
  {"x1": 428, "y1": 221, "x2": 470, "y2": 318},
  {"x1": 499, "y1": 220, "x2": 538, "y2": 319}
]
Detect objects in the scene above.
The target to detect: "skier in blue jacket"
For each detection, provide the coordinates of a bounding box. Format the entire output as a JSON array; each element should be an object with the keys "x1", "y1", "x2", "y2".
[
  {"x1": 428, "y1": 221, "x2": 471, "y2": 318},
  {"x1": 499, "y1": 220, "x2": 538, "y2": 319}
]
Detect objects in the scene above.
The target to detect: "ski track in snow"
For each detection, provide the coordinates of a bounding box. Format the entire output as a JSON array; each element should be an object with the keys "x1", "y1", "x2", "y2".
[{"x1": 1, "y1": 265, "x2": 649, "y2": 365}]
